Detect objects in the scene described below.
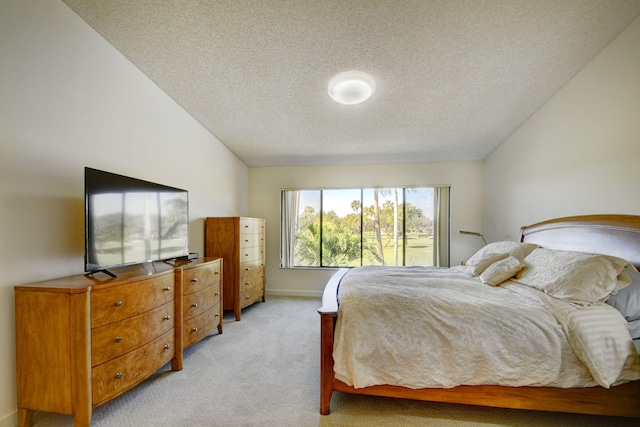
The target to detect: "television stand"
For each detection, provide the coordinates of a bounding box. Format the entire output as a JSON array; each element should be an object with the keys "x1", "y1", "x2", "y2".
[
  {"x1": 15, "y1": 264, "x2": 185, "y2": 427},
  {"x1": 85, "y1": 268, "x2": 117, "y2": 278}
]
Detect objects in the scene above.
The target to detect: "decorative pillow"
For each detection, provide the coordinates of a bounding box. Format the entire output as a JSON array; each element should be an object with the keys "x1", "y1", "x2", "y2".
[
  {"x1": 464, "y1": 252, "x2": 508, "y2": 275},
  {"x1": 628, "y1": 318, "x2": 640, "y2": 340},
  {"x1": 607, "y1": 268, "x2": 640, "y2": 321},
  {"x1": 465, "y1": 241, "x2": 539, "y2": 275},
  {"x1": 480, "y1": 256, "x2": 525, "y2": 286},
  {"x1": 614, "y1": 270, "x2": 632, "y2": 292},
  {"x1": 513, "y1": 248, "x2": 633, "y2": 305}
]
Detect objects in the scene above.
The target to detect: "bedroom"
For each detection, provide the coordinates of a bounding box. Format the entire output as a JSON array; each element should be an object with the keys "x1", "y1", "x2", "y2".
[{"x1": 1, "y1": 1, "x2": 639, "y2": 426}]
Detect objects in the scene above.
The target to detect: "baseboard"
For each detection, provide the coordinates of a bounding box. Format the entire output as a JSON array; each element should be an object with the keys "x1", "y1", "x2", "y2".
[
  {"x1": 266, "y1": 289, "x2": 322, "y2": 299},
  {"x1": 0, "y1": 410, "x2": 17, "y2": 427}
]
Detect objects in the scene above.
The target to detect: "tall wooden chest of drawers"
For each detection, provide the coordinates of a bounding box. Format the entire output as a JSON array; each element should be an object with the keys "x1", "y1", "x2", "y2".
[
  {"x1": 14, "y1": 264, "x2": 183, "y2": 427},
  {"x1": 180, "y1": 258, "x2": 223, "y2": 348},
  {"x1": 205, "y1": 217, "x2": 266, "y2": 320}
]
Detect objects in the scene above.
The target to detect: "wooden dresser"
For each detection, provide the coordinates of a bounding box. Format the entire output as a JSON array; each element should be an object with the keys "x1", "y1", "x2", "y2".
[
  {"x1": 180, "y1": 258, "x2": 223, "y2": 348},
  {"x1": 205, "y1": 217, "x2": 266, "y2": 320},
  {"x1": 14, "y1": 257, "x2": 222, "y2": 427}
]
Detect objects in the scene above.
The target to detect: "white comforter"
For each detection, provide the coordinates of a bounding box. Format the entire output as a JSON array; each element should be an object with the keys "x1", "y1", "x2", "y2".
[{"x1": 333, "y1": 266, "x2": 640, "y2": 389}]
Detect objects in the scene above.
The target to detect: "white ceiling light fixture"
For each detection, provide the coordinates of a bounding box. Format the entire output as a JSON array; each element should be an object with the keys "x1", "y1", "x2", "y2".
[{"x1": 328, "y1": 71, "x2": 376, "y2": 105}]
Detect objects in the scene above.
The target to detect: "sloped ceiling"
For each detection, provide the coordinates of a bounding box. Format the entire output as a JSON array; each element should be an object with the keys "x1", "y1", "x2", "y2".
[{"x1": 62, "y1": 0, "x2": 640, "y2": 167}]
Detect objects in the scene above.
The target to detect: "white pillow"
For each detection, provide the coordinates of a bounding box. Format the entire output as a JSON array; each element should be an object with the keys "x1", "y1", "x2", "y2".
[
  {"x1": 464, "y1": 252, "x2": 508, "y2": 275},
  {"x1": 480, "y1": 256, "x2": 525, "y2": 286},
  {"x1": 465, "y1": 241, "x2": 539, "y2": 275},
  {"x1": 607, "y1": 268, "x2": 640, "y2": 321},
  {"x1": 514, "y1": 248, "x2": 633, "y2": 305},
  {"x1": 628, "y1": 318, "x2": 640, "y2": 340}
]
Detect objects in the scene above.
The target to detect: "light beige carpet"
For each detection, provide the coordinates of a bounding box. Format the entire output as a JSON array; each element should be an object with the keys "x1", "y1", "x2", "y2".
[{"x1": 32, "y1": 297, "x2": 637, "y2": 426}]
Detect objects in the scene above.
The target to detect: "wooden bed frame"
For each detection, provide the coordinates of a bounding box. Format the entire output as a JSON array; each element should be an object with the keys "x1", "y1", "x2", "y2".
[{"x1": 318, "y1": 214, "x2": 640, "y2": 417}]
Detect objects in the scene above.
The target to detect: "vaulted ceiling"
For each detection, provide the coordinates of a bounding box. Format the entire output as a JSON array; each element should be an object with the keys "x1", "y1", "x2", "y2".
[{"x1": 62, "y1": 1, "x2": 640, "y2": 167}]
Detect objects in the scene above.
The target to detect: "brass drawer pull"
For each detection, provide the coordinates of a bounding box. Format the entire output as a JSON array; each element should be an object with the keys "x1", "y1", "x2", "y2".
[
  {"x1": 164, "y1": 286, "x2": 171, "y2": 291},
  {"x1": 215, "y1": 292, "x2": 220, "y2": 296},
  {"x1": 114, "y1": 336, "x2": 122, "y2": 343},
  {"x1": 246, "y1": 295, "x2": 250, "y2": 300},
  {"x1": 192, "y1": 327, "x2": 198, "y2": 333},
  {"x1": 191, "y1": 278, "x2": 198, "y2": 283},
  {"x1": 215, "y1": 314, "x2": 220, "y2": 317},
  {"x1": 164, "y1": 344, "x2": 171, "y2": 350},
  {"x1": 164, "y1": 315, "x2": 171, "y2": 321},
  {"x1": 214, "y1": 271, "x2": 219, "y2": 275},
  {"x1": 192, "y1": 303, "x2": 198, "y2": 308},
  {"x1": 245, "y1": 267, "x2": 251, "y2": 271},
  {"x1": 114, "y1": 301, "x2": 123, "y2": 307},
  {"x1": 115, "y1": 372, "x2": 123, "y2": 379}
]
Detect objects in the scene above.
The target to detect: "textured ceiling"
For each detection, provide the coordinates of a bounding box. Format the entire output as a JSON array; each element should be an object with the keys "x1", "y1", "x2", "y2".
[{"x1": 62, "y1": 0, "x2": 640, "y2": 167}]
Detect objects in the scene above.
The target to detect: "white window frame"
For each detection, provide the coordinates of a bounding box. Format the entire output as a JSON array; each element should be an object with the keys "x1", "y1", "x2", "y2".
[{"x1": 280, "y1": 186, "x2": 450, "y2": 269}]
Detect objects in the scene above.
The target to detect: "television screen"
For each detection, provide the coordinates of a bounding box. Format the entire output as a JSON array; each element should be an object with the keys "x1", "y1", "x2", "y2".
[{"x1": 85, "y1": 167, "x2": 189, "y2": 274}]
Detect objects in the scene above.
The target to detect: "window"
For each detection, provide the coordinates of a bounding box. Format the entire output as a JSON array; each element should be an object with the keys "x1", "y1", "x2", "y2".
[{"x1": 281, "y1": 186, "x2": 450, "y2": 268}]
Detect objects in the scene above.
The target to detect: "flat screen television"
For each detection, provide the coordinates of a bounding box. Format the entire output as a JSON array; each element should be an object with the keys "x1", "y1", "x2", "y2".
[{"x1": 85, "y1": 167, "x2": 189, "y2": 276}]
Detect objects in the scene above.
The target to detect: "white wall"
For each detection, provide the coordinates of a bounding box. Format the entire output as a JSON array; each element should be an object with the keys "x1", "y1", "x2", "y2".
[
  {"x1": 485, "y1": 15, "x2": 640, "y2": 241},
  {"x1": 0, "y1": 1, "x2": 248, "y2": 424},
  {"x1": 249, "y1": 161, "x2": 485, "y2": 297}
]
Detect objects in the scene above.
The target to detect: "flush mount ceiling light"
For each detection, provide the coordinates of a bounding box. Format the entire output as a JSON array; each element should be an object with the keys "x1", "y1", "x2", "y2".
[{"x1": 328, "y1": 71, "x2": 376, "y2": 105}]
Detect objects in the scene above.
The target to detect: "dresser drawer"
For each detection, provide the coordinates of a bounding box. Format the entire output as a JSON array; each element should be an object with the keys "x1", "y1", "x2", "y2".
[
  {"x1": 241, "y1": 274, "x2": 264, "y2": 293},
  {"x1": 91, "y1": 301, "x2": 174, "y2": 367},
  {"x1": 183, "y1": 284, "x2": 220, "y2": 321},
  {"x1": 240, "y1": 259, "x2": 264, "y2": 279},
  {"x1": 239, "y1": 245, "x2": 264, "y2": 263},
  {"x1": 91, "y1": 274, "x2": 174, "y2": 328},
  {"x1": 240, "y1": 285, "x2": 264, "y2": 309},
  {"x1": 183, "y1": 305, "x2": 220, "y2": 348},
  {"x1": 240, "y1": 232, "x2": 264, "y2": 248},
  {"x1": 92, "y1": 329, "x2": 175, "y2": 406},
  {"x1": 183, "y1": 262, "x2": 221, "y2": 295},
  {"x1": 239, "y1": 218, "x2": 264, "y2": 234}
]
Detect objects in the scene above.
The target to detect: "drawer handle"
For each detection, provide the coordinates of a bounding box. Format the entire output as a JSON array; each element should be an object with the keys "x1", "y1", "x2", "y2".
[
  {"x1": 246, "y1": 295, "x2": 250, "y2": 300},
  {"x1": 214, "y1": 271, "x2": 219, "y2": 275},
  {"x1": 191, "y1": 278, "x2": 198, "y2": 283},
  {"x1": 244, "y1": 239, "x2": 249, "y2": 242},
  {"x1": 192, "y1": 327, "x2": 199, "y2": 332},
  {"x1": 192, "y1": 303, "x2": 198, "y2": 308},
  {"x1": 164, "y1": 286, "x2": 171, "y2": 291},
  {"x1": 215, "y1": 314, "x2": 220, "y2": 317},
  {"x1": 164, "y1": 315, "x2": 171, "y2": 321},
  {"x1": 165, "y1": 344, "x2": 171, "y2": 350},
  {"x1": 115, "y1": 372, "x2": 123, "y2": 379},
  {"x1": 114, "y1": 336, "x2": 122, "y2": 343},
  {"x1": 215, "y1": 292, "x2": 220, "y2": 296},
  {"x1": 245, "y1": 267, "x2": 251, "y2": 272},
  {"x1": 244, "y1": 282, "x2": 250, "y2": 286},
  {"x1": 114, "y1": 301, "x2": 123, "y2": 307}
]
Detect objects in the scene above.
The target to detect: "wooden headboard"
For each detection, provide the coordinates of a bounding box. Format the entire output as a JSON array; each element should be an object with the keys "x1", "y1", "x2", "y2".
[{"x1": 519, "y1": 214, "x2": 640, "y2": 269}]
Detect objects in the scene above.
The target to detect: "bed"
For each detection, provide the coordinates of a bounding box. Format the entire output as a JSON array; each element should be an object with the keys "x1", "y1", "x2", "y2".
[{"x1": 318, "y1": 214, "x2": 640, "y2": 417}]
